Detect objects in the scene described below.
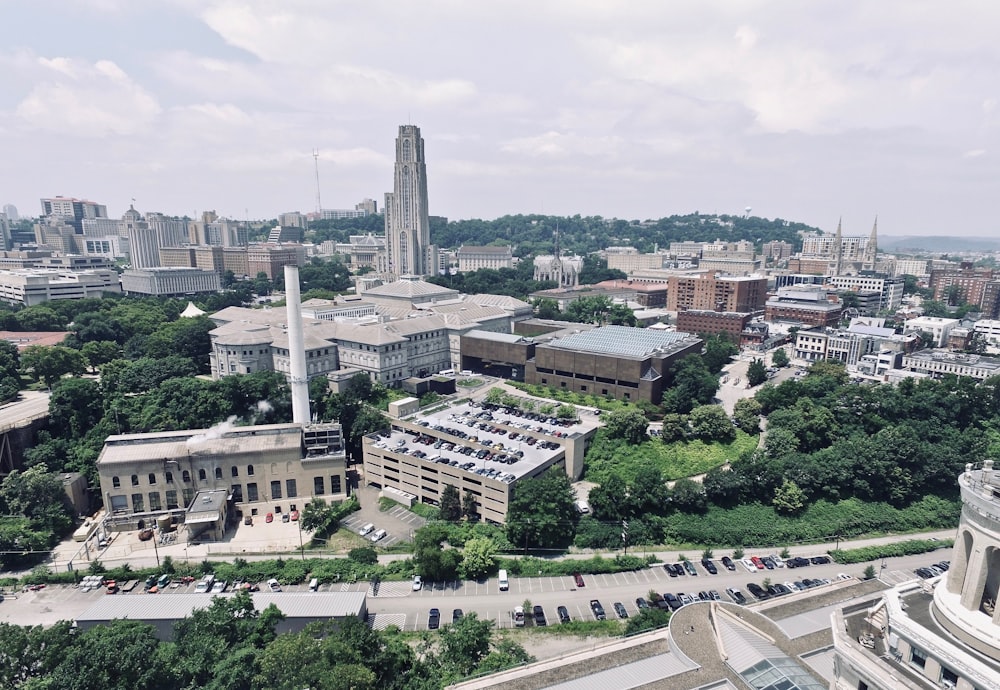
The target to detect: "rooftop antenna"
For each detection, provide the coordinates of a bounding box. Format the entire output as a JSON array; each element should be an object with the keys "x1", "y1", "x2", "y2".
[{"x1": 312, "y1": 149, "x2": 322, "y2": 215}]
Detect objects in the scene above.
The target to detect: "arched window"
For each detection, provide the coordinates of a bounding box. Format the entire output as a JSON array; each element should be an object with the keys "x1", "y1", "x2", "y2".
[
  {"x1": 112, "y1": 476, "x2": 121, "y2": 489},
  {"x1": 247, "y1": 464, "x2": 254, "y2": 476},
  {"x1": 131, "y1": 475, "x2": 139, "y2": 487},
  {"x1": 231, "y1": 466, "x2": 239, "y2": 478},
  {"x1": 165, "y1": 471, "x2": 173, "y2": 483},
  {"x1": 214, "y1": 467, "x2": 222, "y2": 480},
  {"x1": 182, "y1": 470, "x2": 191, "y2": 482},
  {"x1": 198, "y1": 469, "x2": 207, "y2": 481},
  {"x1": 148, "y1": 473, "x2": 156, "y2": 485}
]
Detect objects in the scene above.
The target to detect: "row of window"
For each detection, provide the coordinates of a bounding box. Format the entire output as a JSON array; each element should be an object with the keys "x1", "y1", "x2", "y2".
[
  {"x1": 121, "y1": 476, "x2": 343, "y2": 513},
  {"x1": 112, "y1": 464, "x2": 262, "y2": 489}
]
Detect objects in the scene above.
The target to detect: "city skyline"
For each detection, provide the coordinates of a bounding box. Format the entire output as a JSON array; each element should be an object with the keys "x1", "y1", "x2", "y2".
[{"x1": 3, "y1": 1, "x2": 999, "y2": 236}]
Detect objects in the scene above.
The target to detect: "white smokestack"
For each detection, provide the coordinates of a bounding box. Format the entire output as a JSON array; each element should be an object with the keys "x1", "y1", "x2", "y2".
[{"x1": 284, "y1": 264, "x2": 311, "y2": 425}]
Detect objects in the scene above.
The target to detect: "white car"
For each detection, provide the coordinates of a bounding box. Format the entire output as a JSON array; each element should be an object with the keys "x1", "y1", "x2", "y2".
[
  {"x1": 412, "y1": 575, "x2": 422, "y2": 591},
  {"x1": 358, "y1": 523, "x2": 375, "y2": 537},
  {"x1": 741, "y1": 558, "x2": 757, "y2": 573},
  {"x1": 370, "y1": 528, "x2": 387, "y2": 543},
  {"x1": 211, "y1": 580, "x2": 227, "y2": 594},
  {"x1": 770, "y1": 554, "x2": 785, "y2": 568},
  {"x1": 784, "y1": 581, "x2": 800, "y2": 592},
  {"x1": 267, "y1": 578, "x2": 281, "y2": 592}
]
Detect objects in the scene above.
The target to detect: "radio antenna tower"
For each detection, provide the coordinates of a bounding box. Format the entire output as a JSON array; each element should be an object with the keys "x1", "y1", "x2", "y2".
[{"x1": 312, "y1": 148, "x2": 322, "y2": 215}]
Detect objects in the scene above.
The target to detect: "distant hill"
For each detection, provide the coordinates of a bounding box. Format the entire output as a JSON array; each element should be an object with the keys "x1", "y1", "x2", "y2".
[{"x1": 880, "y1": 235, "x2": 1000, "y2": 253}]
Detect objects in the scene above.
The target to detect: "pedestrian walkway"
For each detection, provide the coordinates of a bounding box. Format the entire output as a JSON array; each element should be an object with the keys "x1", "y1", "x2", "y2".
[{"x1": 367, "y1": 613, "x2": 406, "y2": 631}]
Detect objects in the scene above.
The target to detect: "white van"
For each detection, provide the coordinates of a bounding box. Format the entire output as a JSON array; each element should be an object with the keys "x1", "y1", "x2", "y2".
[
  {"x1": 358, "y1": 523, "x2": 375, "y2": 537},
  {"x1": 498, "y1": 569, "x2": 509, "y2": 591},
  {"x1": 370, "y1": 528, "x2": 387, "y2": 543},
  {"x1": 512, "y1": 606, "x2": 525, "y2": 627},
  {"x1": 309, "y1": 578, "x2": 319, "y2": 592},
  {"x1": 575, "y1": 501, "x2": 590, "y2": 514}
]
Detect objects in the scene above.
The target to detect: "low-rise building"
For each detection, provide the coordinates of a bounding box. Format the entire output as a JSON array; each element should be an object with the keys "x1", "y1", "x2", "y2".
[
  {"x1": 901, "y1": 350, "x2": 1000, "y2": 380},
  {"x1": 676, "y1": 310, "x2": 751, "y2": 340},
  {"x1": 0, "y1": 268, "x2": 121, "y2": 306},
  {"x1": 121, "y1": 267, "x2": 221, "y2": 296},
  {"x1": 525, "y1": 325, "x2": 703, "y2": 405},
  {"x1": 765, "y1": 286, "x2": 843, "y2": 327},
  {"x1": 905, "y1": 316, "x2": 960, "y2": 348},
  {"x1": 96, "y1": 422, "x2": 348, "y2": 532},
  {"x1": 456, "y1": 245, "x2": 513, "y2": 272}
]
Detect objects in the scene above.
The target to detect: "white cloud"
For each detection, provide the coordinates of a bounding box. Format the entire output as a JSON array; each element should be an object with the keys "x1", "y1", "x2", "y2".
[{"x1": 15, "y1": 56, "x2": 160, "y2": 137}]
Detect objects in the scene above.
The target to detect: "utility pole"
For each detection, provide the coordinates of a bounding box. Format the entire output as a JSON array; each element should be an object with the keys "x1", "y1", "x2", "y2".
[{"x1": 622, "y1": 519, "x2": 629, "y2": 556}]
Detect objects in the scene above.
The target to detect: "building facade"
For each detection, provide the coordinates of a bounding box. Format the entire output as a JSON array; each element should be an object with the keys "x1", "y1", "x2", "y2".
[
  {"x1": 676, "y1": 310, "x2": 751, "y2": 340},
  {"x1": 765, "y1": 286, "x2": 843, "y2": 327},
  {"x1": 901, "y1": 351, "x2": 1000, "y2": 380},
  {"x1": 40, "y1": 196, "x2": 107, "y2": 233},
  {"x1": 0, "y1": 268, "x2": 121, "y2": 306},
  {"x1": 827, "y1": 274, "x2": 904, "y2": 312},
  {"x1": 121, "y1": 267, "x2": 221, "y2": 296},
  {"x1": 384, "y1": 125, "x2": 434, "y2": 276},
  {"x1": 96, "y1": 422, "x2": 348, "y2": 531},
  {"x1": 666, "y1": 274, "x2": 768, "y2": 313},
  {"x1": 247, "y1": 244, "x2": 303, "y2": 279},
  {"x1": 456, "y1": 245, "x2": 514, "y2": 273}
]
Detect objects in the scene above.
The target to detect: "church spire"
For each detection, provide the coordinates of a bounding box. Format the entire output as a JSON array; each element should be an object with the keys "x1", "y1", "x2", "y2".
[{"x1": 864, "y1": 216, "x2": 878, "y2": 269}]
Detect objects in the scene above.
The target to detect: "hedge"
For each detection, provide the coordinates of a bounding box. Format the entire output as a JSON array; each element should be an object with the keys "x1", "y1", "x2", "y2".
[{"x1": 830, "y1": 538, "x2": 954, "y2": 564}]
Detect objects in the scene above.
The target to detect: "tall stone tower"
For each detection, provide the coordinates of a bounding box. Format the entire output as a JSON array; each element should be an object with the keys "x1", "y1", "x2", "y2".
[
  {"x1": 862, "y1": 216, "x2": 878, "y2": 270},
  {"x1": 384, "y1": 125, "x2": 434, "y2": 277}
]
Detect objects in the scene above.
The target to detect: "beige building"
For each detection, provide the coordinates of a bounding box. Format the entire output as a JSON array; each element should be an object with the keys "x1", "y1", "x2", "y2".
[
  {"x1": 456, "y1": 245, "x2": 513, "y2": 272},
  {"x1": 96, "y1": 422, "x2": 348, "y2": 532},
  {"x1": 0, "y1": 268, "x2": 121, "y2": 306}
]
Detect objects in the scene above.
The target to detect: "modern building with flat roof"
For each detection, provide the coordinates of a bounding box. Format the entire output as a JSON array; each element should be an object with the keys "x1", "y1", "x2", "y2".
[
  {"x1": 96, "y1": 422, "x2": 347, "y2": 532},
  {"x1": 0, "y1": 268, "x2": 121, "y2": 306},
  {"x1": 525, "y1": 325, "x2": 703, "y2": 405},
  {"x1": 121, "y1": 267, "x2": 221, "y2": 296},
  {"x1": 76, "y1": 592, "x2": 368, "y2": 640},
  {"x1": 362, "y1": 398, "x2": 599, "y2": 523},
  {"x1": 901, "y1": 351, "x2": 1000, "y2": 380}
]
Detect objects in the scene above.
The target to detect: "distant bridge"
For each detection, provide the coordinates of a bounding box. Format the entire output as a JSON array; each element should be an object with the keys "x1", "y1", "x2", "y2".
[{"x1": 0, "y1": 391, "x2": 51, "y2": 474}]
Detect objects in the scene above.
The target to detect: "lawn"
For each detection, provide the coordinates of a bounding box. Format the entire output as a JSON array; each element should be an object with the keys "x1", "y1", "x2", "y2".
[
  {"x1": 583, "y1": 430, "x2": 759, "y2": 484},
  {"x1": 507, "y1": 382, "x2": 637, "y2": 412}
]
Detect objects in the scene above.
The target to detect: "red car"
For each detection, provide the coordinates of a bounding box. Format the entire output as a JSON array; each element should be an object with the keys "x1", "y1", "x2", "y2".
[
  {"x1": 265, "y1": 512, "x2": 274, "y2": 523},
  {"x1": 573, "y1": 573, "x2": 585, "y2": 587},
  {"x1": 290, "y1": 510, "x2": 299, "y2": 521},
  {"x1": 751, "y1": 556, "x2": 765, "y2": 570}
]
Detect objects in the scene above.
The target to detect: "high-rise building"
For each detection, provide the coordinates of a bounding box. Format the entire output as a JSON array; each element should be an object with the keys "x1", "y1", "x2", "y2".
[
  {"x1": 122, "y1": 206, "x2": 161, "y2": 269},
  {"x1": 39, "y1": 196, "x2": 107, "y2": 234},
  {"x1": 2, "y1": 204, "x2": 18, "y2": 222},
  {"x1": 384, "y1": 125, "x2": 434, "y2": 276},
  {"x1": 0, "y1": 212, "x2": 10, "y2": 251}
]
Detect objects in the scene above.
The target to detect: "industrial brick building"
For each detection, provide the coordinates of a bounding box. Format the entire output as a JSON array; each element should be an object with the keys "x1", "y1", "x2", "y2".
[{"x1": 676, "y1": 310, "x2": 751, "y2": 340}]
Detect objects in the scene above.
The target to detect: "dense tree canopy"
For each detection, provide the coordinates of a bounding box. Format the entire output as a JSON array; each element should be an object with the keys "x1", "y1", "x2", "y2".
[{"x1": 506, "y1": 469, "x2": 578, "y2": 549}]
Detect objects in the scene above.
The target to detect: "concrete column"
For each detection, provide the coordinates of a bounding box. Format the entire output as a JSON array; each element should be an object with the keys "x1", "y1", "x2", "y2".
[{"x1": 960, "y1": 543, "x2": 987, "y2": 611}]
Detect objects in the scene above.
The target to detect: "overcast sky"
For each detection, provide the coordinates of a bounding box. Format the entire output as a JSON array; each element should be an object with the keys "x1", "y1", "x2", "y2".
[{"x1": 3, "y1": 0, "x2": 999, "y2": 236}]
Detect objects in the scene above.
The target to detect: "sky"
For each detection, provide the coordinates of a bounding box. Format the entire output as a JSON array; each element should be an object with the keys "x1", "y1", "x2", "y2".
[{"x1": 2, "y1": 0, "x2": 999, "y2": 237}]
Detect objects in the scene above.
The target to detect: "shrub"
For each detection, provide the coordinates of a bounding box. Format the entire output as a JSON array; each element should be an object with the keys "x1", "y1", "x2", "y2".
[{"x1": 831, "y1": 538, "x2": 953, "y2": 564}]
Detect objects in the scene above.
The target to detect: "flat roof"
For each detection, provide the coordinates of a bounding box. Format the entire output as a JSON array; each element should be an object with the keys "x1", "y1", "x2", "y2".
[
  {"x1": 545, "y1": 325, "x2": 699, "y2": 358},
  {"x1": 76, "y1": 592, "x2": 367, "y2": 623},
  {"x1": 463, "y1": 329, "x2": 527, "y2": 344},
  {"x1": 98, "y1": 423, "x2": 304, "y2": 466},
  {"x1": 187, "y1": 489, "x2": 228, "y2": 517}
]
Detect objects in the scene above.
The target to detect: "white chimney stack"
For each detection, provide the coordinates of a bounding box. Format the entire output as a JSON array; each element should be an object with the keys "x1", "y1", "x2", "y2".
[{"x1": 284, "y1": 264, "x2": 311, "y2": 425}]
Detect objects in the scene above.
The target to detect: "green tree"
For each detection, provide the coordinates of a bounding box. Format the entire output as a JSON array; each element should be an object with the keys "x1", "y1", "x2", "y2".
[
  {"x1": 80, "y1": 340, "x2": 121, "y2": 372},
  {"x1": 434, "y1": 612, "x2": 495, "y2": 678},
  {"x1": 662, "y1": 356, "x2": 718, "y2": 413},
  {"x1": 506, "y1": 469, "x2": 578, "y2": 549},
  {"x1": 772, "y1": 479, "x2": 807, "y2": 515},
  {"x1": 412, "y1": 524, "x2": 462, "y2": 581},
  {"x1": 688, "y1": 404, "x2": 735, "y2": 442},
  {"x1": 603, "y1": 408, "x2": 649, "y2": 444},
  {"x1": 0, "y1": 463, "x2": 74, "y2": 537},
  {"x1": 439, "y1": 484, "x2": 462, "y2": 522},
  {"x1": 624, "y1": 607, "x2": 671, "y2": 635},
  {"x1": 701, "y1": 334, "x2": 738, "y2": 374},
  {"x1": 702, "y1": 465, "x2": 744, "y2": 508},
  {"x1": 459, "y1": 537, "x2": 497, "y2": 580},
  {"x1": 771, "y1": 347, "x2": 789, "y2": 367},
  {"x1": 659, "y1": 413, "x2": 689, "y2": 442},
  {"x1": 669, "y1": 477, "x2": 707, "y2": 514},
  {"x1": 533, "y1": 297, "x2": 561, "y2": 320},
  {"x1": 0, "y1": 621, "x2": 74, "y2": 689},
  {"x1": 462, "y1": 488, "x2": 478, "y2": 520},
  {"x1": 732, "y1": 398, "x2": 762, "y2": 432},
  {"x1": 746, "y1": 358, "x2": 767, "y2": 387},
  {"x1": 48, "y1": 377, "x2": 104, "y2": 441},
  {"x1": 19, "y1": 345, "x2": 85, "y2": 387}
]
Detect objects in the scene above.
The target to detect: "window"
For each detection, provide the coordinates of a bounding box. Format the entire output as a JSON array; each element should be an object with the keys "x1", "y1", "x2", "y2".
[
  {"x1": 148, "y1": 473, "x2": 156, "y2": 485},
  {"x1": 940, "y1": 668, "x2": 958, "y2": 686},
  {"x1": 131, "y1": 493, "x2": 144, "y2": 513},
  {"x1": 231, "y1": 484, "x2": 243, "y2": 502},
  {"x1": 331, "y1": 475, "x2": 342, "y2": 494},
  {"x1": 910, "y1": 647, "x2": 926, "y2": 669},
  {"x1": 148, "y1": 492, "x2": 162, "y2": 511},
  {"x1": 131, "y1": 474, "x2": 139, "y2": 487},
  {"x1": 112, "y1": 476, "x2": 121, "y2": 489},
  {"x1": 247, "y1": 464, "x2": 254, "y2": 476},
  {"x1": 231, "y1": 466, "x2": 239, "y2": 478},
  {"x1": 165, "y1": 471, "x2": 173, "y2": 484},
  {"x1": 182, "y1": 470, "x2": 191, "y2": 482},
  {"x1": 215, "y1": 467, "x2": 223, "y2": 480},
  {"x1": 286, "y1": 479, "x2": 297, "y2": 498},
  {"x1": 182, "y1": 488, "x2": 194, "y2": 507},
  {"x1": 165, "y1": 490, "x2": 179, "y2": 509},
  {"x1": 198, "y1": 468, "x2": 207, "y2": 481},
  {"x1": 314, "y1": 476, "x2": 325, "y2": 495},
  {"x1": 247, "y1": 483, "x2": 259, "y2": 502},
  {"x1": 271, "y1": 481, "x2": 282, "y2": 499}
]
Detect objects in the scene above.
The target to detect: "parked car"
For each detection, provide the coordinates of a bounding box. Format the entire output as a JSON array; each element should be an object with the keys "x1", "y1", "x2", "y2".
[
  {"x1": 533, "y1": 605, "x2": 547, "y2": 626},
  {"x1": 613, "y1": 602, "x2": 628, "y2": 619},
  {"x1": 370, "y1": 528, "x2": 387, "y2": 543},
  {"x1": 678, "y1": 593, "x2": 694, "y2": 606},
  {"x1": 720, "y1": 556, "x2": 736, "y2": 571},
  {"x1": 741, "y1": 558, "x2": 757, "y2": 572},
  {"x1": 281, "y1": 512, "x2": 290, "y2": 523},
  {"x1": 243, "y1": 515, "x2": 253, "y2": 526},
  {"x1": 701, "y1": 558, "x2": 718, "y2": 575},
  {"x1": 683, "y1": 561, "x2": 698, "y2": 576},
  {"x1": 751, "y1": 556, "x2": 765, "y2": 570},
  {"x1": 590, "y1": 600, "x2": 606, "y2": 620},
  {"x1": 708, "y1": 590, "x2": 722, "y2": 601},
  {"x1": 726, "y1": 588, "x2": 747, "y2": 605},
  {"x1": 635, "y1": 597, "x2": 649, "y2": 610},
  {"x1": 265, "y1": 512, "x2": 274, "y2": 523},
  {"x1": 664, "y1": 563, "x2": 678, "y2": 578},
  {"x1": 573, "y1": 572, "x2": 585, "y2": 587},
  {"x1": 761, "y1": 556, "x2": 776, "y2": 570},
  {"x1": 746, "y1": 583, "x2": 769, "y2": 600},
  {"x1": 267, "y1": 578, "x2": 281, "y2": 592},
  {"x1": 412, "y1": 575, "x2": 422, "y2": 591},
  {"x1": 211, "y1": 580, "x2": 227, "y2": 594},
  {"x1": 452, "y1": 609, "x2": 464, "y2": 622},
  {"x1": 557, "y1": 605, "x2": 571, "y2": 624},
  {"x1": 428, "y1": 608, "x2": 441, "y2": 630},
  {"x1": 663, "y1": 593, "x2": 682, "y2": 611},
  {"x1": 810, "y1": 555, "x2": 831, "y2": 565},
  {"x1": 358, "y1": 523, "x2": 375, "y2": 536},
  {"x1": 290, "y1": 510, "x2": 299, "y2": 521}
]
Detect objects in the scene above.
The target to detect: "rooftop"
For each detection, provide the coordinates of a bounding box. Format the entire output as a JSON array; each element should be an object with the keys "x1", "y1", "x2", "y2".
[
  {"x1": 545, "y1": 325, "x2": 700, "y2": 359},
  {"x1": 97, "y1": 423, "x2": 306, "y2": 466}
]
